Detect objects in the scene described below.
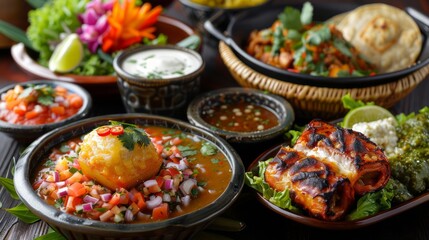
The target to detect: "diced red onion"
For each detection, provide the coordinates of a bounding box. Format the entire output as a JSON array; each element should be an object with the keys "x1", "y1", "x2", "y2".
[
  {"x1": 181, "y1": 195, "x2": 191, "y2": 207},
  {"x1": 166, "y1": 162, "x2": 179, "y2": 169},
  {"x1": 163, "y1": 193, "x2": 171, "y2": 202},
  {"x1": 146, "y1": 196, "x2": 162, "y2": 210},
  {"x1": 53, "y1": 171, "x2": 60, "y2": 182},
  {"x1": 55, "y1": 181, "x2": 66, "y2": 188},
  {"x1": 57, "y1": 187, "x2": 68, "y2": 198},
  {"x1": 179, "y1": 179, "x2": 197, "y2": 195},
  {"x1": 144, "y1": 179, "x2": 158, "y2": 188},
  {"x1": 124, "y1": 209, "x2": 134, "y2": 222},
  {"x1": 83, "y1": 195, "x2": 99, "y2": 204},
  {"x1": 178, "y1": 159, "x2": 188, "y2": 170},
  {"x1": 164, "y1": 179, "x2": 173, "y2": 190},
  {"x1": 82, "y1": 202, "x2": 93, "y2": 212},
  {"x1": 183, "y1": 169, "x2": 193, "y2": 178},
  {"x1": 100, "y1": 193, "x2": 112, "y2": 202},
  {"x1": 137, "y1": 212, "x2": 150, "y2": 220},
  {"x1": 39, "y1": 181, "x2": 50, "y2": 189}
]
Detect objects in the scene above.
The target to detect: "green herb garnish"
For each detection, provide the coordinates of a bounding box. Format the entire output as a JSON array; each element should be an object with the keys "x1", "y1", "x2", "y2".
[
  {"x1": 201, "y1": 142, "x2": 218, "y2": 156},
  {"x1": 109, "y1": 120, "x2": 151, "y2": 151},
  {"x1": 18, "y1": 84, "x2": 55, "y2": 106}
]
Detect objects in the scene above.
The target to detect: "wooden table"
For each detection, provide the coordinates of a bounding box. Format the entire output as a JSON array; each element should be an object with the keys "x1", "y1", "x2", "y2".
[{"x1": 1, "y1": 0, "x2": 429, "y2": 239}]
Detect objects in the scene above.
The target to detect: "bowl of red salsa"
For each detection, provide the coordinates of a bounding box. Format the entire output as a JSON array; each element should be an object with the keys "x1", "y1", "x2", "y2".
[
  {"x1": 0, "y1": 80, "x2": 92, "y2": 143},
  {"x1": 13, "y1": 114, "x2": 244, "y2": 239},
  {"x1": 187, "y1": 87, "x2": 295, "y2": 143}
]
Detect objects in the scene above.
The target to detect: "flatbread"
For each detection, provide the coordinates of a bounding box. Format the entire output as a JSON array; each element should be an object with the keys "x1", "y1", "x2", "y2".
[{"x1": 335, "y1": 3, "x2": 422, "y2": 73}]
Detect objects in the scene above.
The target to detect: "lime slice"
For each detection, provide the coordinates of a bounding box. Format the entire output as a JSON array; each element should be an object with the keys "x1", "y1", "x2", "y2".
[
  {"x1": 343, "y1": 105, "x2": 395, "y2": 128},
  {"x1": 48, "y1": 33, "x2": 83, "y2": 73}
]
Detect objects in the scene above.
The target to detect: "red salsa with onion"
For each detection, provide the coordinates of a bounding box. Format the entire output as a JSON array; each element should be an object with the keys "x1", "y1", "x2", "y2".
[
  {"x1": 201, "y1": 102, "x2": 279, "y2": 132},
  {"x1": 32, "y1": 124, "x2": 231, "y2": 223},
  {"x1": 0, "y1": 84, "x2": 83, "y2": 125}
]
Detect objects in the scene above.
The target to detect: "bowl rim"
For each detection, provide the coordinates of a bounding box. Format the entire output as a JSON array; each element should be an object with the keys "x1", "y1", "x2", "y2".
[
  {"x1": 0, "y1": 80, "x2": 92, "y2": 132},
  {"x1": 14, "y1": 113, "x2": 245, "y2": 235},
  {"x1": 186, "y1": 87, "x2": 295, "y2": 143},
  {"x1": 113, "y1": 44, "x2": 205, "y2": 86}
]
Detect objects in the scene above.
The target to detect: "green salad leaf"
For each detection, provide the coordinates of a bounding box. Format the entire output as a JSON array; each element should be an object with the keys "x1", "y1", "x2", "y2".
[
  {"x1": 27, "y1": 0, "x2": 89, "y2": 65},
  {"x1": 341, "y1": 93, "x2": 374, "y2": 110},
  {"x1": 245, "y1": 159, "x2": 300, "y2": 213},
  {"x1": 346, "y1": 180, "x2": 394, "y2": 220},
  {"x1": 35, "y1": 228, "x2": 66, "y2": 240}
]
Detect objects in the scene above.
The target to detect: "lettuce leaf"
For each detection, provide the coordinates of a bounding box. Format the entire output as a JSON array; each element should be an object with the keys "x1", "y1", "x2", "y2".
[
  {"x1": 245, "y1": 159, "x2": 300, "y2": 213},
  {"x1": 346, "y1": 180, "x2": 394, "y2": 220},
  {"x1": 341, "y1": 93, "x2": 374, "y2": 110}
]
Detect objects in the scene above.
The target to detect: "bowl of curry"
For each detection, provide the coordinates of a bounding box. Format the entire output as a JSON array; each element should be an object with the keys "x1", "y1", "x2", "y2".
[
  {"x1": 187, "y1": 87, "x2": 295, "y2": 143},
  {"x1": 13, "y1": 114, "x2": 244, "y2": 239}
]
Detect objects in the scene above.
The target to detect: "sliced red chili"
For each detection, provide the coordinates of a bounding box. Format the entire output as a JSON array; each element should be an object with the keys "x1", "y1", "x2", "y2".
[
  {"x1": 110, "y1": 125, "x2": 124, "y2": 135},
  {"x1": 96, "y1": 126, "x2": 111, "y2": 136}
]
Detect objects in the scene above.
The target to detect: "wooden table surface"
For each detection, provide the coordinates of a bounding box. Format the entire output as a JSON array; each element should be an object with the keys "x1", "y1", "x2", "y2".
[{"x1": 1, "y1": 0, "x2": 429, "y2": 239}]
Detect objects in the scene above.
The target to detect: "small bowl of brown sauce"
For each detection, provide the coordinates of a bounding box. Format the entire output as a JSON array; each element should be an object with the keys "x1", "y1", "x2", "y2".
[{"x1": 187, "y1": 87, "x2": 294, "y2": 143}]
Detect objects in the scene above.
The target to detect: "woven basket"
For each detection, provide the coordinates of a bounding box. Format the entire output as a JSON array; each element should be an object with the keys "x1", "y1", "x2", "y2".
[{"x1": 219, "y1": 41, "x2": 429, "y2": 120}]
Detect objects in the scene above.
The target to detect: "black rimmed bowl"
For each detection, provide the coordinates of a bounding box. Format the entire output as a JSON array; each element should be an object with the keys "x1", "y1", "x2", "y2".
[
  {"x1": 0, "y1": 80, "x2": 92, "y2": 143},
  {"x1": 14, "y1": 114, "x2": 245, "y2": 239},
  {"x1": 113, "y1": 44, "x2": 205, "y2": 118},
  {"x1": 187, "y1": 87, "x2": 295, "y2": 143}
]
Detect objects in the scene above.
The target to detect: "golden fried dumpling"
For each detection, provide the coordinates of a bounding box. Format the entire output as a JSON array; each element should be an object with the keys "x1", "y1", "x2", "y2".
[{"x1": 78, "y1": 124, "x2": 162, "y2": 190}]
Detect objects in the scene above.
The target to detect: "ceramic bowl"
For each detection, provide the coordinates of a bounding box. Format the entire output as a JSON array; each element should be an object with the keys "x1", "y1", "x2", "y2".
[
  {"x1": 10, "y1": 15, "x2": 199, "y2": 97},
  {"x1": 14, "y1": 114, "x2": 245, "y2": 239},
  {"x1": 187, "y1": 87, "x2": 295, "y2": 143},
  {"x1": 113, "y1": 44, "x2": 204, "y2": 118},
  {"x1": 0, "y1": 80, "x2": 92, "y2": 143}
]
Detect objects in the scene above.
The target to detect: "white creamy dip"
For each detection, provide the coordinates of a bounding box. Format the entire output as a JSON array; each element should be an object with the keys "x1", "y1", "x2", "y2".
[{"x1": 122, "y1": 49, "x2": 202, "y2": 79}]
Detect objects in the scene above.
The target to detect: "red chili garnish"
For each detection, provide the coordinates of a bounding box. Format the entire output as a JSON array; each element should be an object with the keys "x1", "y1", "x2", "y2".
[
  {"x1": 96, "y1": 126, "x2": 111, "y2": 136},
  {"x1": 110, "y1": 125, "x2": 124, "y2": 135}
]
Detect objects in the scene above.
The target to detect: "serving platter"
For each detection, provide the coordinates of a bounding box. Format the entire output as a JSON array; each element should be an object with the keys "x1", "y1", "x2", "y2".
[
  {"x1": 247, "y1": 144, "x2": 429, "y2": 230},
  {"x1": 10, "y1": 15, "x2": 198, "y2": 97}
]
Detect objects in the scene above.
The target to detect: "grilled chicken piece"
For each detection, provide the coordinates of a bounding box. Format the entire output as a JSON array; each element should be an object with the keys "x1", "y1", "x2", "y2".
[
  {"x1": 266, "y1": 146, "x2": 355, "y2": 221},
  {"x1": 294, "y1": 120, "x2": 390, "y2": 195}
]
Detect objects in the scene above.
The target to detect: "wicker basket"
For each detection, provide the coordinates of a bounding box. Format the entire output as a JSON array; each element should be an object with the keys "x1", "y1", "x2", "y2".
[{"x1": 219, "y1": 41, "x2": 429, "y2": 120}]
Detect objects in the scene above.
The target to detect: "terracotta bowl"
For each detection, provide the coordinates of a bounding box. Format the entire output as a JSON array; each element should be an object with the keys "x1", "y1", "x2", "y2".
[
  {"x1": 14, "y1": 114, "x2": 245, "y2": 239},
  {"x1": 10, "y1": 15, "x2": 199, "y2": 97},
  {"x1": 0, "y1": 80, "x2": 92, "y2": 143},
  {"x1": 187, "y1": 87, "x2": 295, "y2": 143}
]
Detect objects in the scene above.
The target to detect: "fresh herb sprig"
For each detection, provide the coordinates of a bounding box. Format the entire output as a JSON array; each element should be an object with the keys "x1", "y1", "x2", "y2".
[
  {"x1": 109, "y1": 121, "x2": 151, "y2": 151},
  {"x1": 18, "y1": 84, "x2": 55, "y2": 106}
]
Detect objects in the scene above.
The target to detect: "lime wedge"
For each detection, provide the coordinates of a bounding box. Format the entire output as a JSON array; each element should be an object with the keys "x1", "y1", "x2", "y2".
[
  {"x1": 48, "y1": 33, "x2": 83, "y2": 73},
  {"x1": 343, "y1": 105, "x2": 395, "y2": 128}
]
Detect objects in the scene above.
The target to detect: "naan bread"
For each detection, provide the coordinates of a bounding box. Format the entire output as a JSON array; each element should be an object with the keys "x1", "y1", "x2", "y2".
[{"x1": 335, "y1": 3, "x2": 422, "y2": 73}]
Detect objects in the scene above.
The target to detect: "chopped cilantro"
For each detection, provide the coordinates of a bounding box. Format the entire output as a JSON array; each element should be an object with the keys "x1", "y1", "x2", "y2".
[
  {"x1": 211, "y1": 158, "x2": 220, "y2": 164},
  {"x1": 177, "y1": 145, "x2": 197, "y2": 157},
  {"x1": 18, "y1": 84, "x2": 55, "y2": 106},
  {"x1": 200, "y1": 142, "x2": 218, "y2": 156},
  {"x1": 54, "y1": 198, "x2": 64, "y2": 209}
]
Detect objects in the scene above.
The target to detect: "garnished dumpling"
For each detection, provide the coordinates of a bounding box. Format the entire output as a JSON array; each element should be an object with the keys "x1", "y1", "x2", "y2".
[{"x1": 78, "y1": 122, "x2": 162, "y2": 190}]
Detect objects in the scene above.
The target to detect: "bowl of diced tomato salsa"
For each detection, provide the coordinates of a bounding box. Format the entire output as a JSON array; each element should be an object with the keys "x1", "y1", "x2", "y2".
[
  {"x1": 13, "y1": 114, "x2": 244, "y2": 239},
  {"x1": 0, "y1": 80, "x2": 92, "y2": 142}
]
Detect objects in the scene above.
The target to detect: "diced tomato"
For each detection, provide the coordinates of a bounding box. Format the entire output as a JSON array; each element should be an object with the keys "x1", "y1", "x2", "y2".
[
  {"x1": 108, "y1": 193, "x2": 121, "y2": 206},
  {"x1": 152, "y1": 203, "x2": 169, "y2": 220},
  {"x1": 154, "y1": 143, "x2": 163, "y2": 155},
  {"x1": 68, "y1": 94, "x2": 83, "y2": 109},
  {"x1": 55, "y1": 86, "x2": 68, "y2": 96},
  {"x1": 66, "y1": 171, "x2": 83, "y2": 185},
  {"x1": 170, "y1": 137, "x2": 182, "y2": 146},
  {"x1": 96, "y1": 126, "x2": 111, "y2": 136},
  {"x1": 25, "y1": 110, "x2": 39, "y2": 120},
  {"x1": 99, "y1": 210, "x2": 114, "y2": 222},
  {"x1": 51, "y1": 106, "x2": 65, "y2": 115},
  {"x1": 65, "y1": 196, "x2": 83, "y2": 213},
  {"x1": 110, "y1": 125, "x2": 124, "y2": 135},
  {"x1": 134, "y1": 192, "x2": 146, "y2": 209},
  {"x1": 68, "y1": 182, "x2": 87, "y2": 197},
  {"x1": 168, "y1": 167, "x2": 181, "y2": 177},
  {"x1": 129, "y1": 202, "x2": 140, "y2": 214}
]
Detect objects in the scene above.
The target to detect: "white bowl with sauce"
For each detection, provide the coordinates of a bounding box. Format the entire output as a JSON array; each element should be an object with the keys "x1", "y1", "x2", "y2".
[
  {"x1": 187, "y1": 87, "x2": 295, "y2": 143},
  {"x1": 113, "y1": 45, "x2": 205, "y2": 117}
]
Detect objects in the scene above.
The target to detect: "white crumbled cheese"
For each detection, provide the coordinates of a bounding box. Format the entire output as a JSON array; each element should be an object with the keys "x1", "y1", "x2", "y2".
[{"x1": 351, "y1": 117, "x2": 398, "y2": 157}]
